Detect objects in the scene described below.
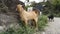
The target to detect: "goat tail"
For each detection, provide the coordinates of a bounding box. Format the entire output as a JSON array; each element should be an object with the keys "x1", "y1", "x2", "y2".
[{"x1": 33, "y1": 8, "x2": 40, "y2": 16}]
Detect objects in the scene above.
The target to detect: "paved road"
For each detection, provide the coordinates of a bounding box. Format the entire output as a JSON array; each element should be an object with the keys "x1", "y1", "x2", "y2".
[{"x1": 44, "y1": 17, "x2": 60, "y2": 34}]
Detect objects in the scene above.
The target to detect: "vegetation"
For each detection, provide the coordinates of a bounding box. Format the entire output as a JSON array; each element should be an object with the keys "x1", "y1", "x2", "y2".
[
  {"x1": 42, "y1": 0, "x2": 60, "y2": 17},
  {"x1": 38, "y1": 15, "x2": 48, "y2": 31},
  {"x1": 0, "y1": 15, "x2": 48, "y2": 34}
]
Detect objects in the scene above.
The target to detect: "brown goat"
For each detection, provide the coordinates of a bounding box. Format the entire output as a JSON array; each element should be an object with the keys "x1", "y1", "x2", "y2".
[{"x1": 17, "y1": 4, "x2": 40, "y2": 30}]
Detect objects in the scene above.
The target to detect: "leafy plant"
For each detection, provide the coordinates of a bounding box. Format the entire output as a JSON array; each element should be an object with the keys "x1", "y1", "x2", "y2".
[{"x1": 38, "y1": 15, "x2": 48, "y2": 31}]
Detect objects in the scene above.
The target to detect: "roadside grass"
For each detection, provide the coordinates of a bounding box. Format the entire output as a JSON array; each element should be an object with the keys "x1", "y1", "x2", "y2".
[
  {"x1": 0, "y1": 15, "x2": 48, "y2": 34},
  {"x1": 38, "y1": 15, "x2": 48, "y2": 31}
]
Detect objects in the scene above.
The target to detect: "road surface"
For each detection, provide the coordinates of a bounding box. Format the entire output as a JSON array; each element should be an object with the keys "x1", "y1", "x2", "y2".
[{"x1": 44, "y1": 17, "x2": 60, "y2": 34}]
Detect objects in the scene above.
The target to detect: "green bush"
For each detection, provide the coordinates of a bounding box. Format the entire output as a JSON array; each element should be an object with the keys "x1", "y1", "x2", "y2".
[{"x1": 38, "y1": 15, "x2": 48, "y2": 31}]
